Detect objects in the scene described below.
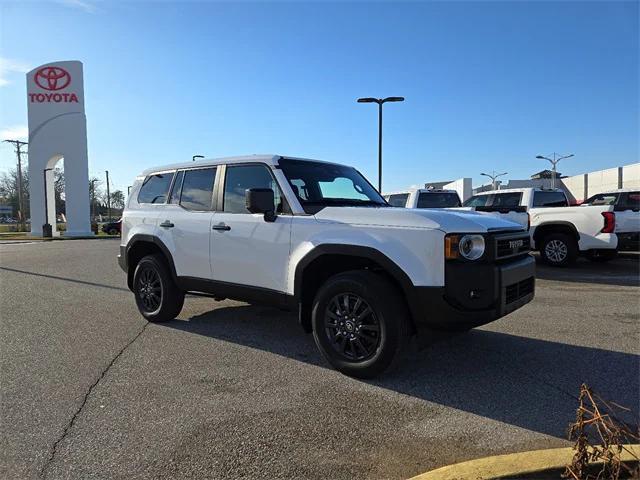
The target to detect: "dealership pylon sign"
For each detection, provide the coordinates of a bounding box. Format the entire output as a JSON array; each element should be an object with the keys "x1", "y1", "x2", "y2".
[{"x1": 26, "y1": 61, "x2": 92, "y2": 237}]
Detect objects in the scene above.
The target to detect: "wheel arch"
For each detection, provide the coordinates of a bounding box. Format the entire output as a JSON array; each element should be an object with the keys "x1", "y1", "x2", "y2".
[
  {"x1": 125, "y1": 234, "x2": 177, "y2": 290},
  {"x1": 293, "y1": 244, "x2": 417, "y2": 334},
  {"x1": 532, "y1": 222, "x2": 580, "y2": 248}
]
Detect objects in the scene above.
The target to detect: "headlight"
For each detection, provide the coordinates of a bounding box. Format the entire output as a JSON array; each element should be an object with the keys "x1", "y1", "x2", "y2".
[{"x1": 445, "y1": 234, "x2": 485, "y2": 260}]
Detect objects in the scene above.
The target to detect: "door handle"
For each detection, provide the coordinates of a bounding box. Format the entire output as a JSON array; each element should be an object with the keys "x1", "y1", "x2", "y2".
[
  {"x1": 159, "y1": 220, "x2": 174, "y2": 228},
  {"x1": 212, "y1": 223, "x2": 231, "y2": 231}
]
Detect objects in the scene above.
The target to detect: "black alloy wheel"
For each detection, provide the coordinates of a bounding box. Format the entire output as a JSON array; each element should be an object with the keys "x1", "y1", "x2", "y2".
[
  {"x1": 325, "y1": 293, "x2": 381, "y2": 361},
  {"x1": 136, "y1": 266, "x2": 162, "y2": 313}
]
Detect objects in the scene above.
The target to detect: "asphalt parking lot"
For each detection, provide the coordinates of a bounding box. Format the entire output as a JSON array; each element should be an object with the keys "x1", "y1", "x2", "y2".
[{"x1": 1, "y1": 240, "x2": 638, "y2": 480}]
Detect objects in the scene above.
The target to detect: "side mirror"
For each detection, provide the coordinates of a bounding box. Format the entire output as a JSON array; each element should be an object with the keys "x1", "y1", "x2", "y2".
[{"x1": 245, "y1": 188, "x2": 276, "y2": 222}]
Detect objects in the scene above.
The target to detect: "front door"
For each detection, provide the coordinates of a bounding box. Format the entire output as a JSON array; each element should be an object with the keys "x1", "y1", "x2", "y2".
[{"x1": 210, "y1": 164, "x2": 292, "y2": 292}]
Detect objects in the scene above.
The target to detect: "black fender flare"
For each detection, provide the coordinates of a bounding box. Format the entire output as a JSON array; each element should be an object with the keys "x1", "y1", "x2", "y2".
[
  {"x1": 125, "y1": 234, "x2": 178, "y2": 289},
  {"x1": 293, "y1": 244, "x2": 420, "y2": 330}
]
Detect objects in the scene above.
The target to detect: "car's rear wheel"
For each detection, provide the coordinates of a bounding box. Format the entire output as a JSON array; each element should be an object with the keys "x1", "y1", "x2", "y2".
[
  {"x1": 133, "y1": 254, "x2": 184, "y2": 322},
  {"x1": 311, "y1": 270, "x2": 411, "y2": 379},
  {"x1": 108, "y1": 228, "x2": 119, "y2": 236},
  {"x1": 539, "y1": 233, "x2": 577, "y2": 267}
]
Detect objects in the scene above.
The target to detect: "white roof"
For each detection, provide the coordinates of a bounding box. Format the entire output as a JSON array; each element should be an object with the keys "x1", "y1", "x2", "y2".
[{"x1": 140, "y1": 154, "x2": 346, "y2": 176}]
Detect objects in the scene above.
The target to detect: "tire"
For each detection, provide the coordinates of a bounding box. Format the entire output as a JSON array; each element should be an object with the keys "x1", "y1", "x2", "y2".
[
  {"x1": 586, "y1": 250, "x2": 618, "y2": 262},
  {"x1": 132, "y1": 254, "x2": 184, "y2": 322},
  {"x1": 539, "y1": 233, "x2": 578, "y2": 267},
  {"x1": 311, "y1": 270, "x2": 411, "y2": 379},
  {"x1": 108, "y1": 228, "x2": 119, "y2": 236}
]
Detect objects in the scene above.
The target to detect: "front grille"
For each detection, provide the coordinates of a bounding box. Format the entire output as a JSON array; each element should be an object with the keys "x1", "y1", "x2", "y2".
[
  {"x1": 496, "y1": 235, "x2": 530, "y2": 260},
  {"x1": 505, "y1": 277, "x2": 534, "y2": 305}
]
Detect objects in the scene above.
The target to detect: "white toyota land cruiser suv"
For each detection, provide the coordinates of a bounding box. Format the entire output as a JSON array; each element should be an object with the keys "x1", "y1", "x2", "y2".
[{"x1": 119, "y1": 155, "x2": 535, "y2": 378}]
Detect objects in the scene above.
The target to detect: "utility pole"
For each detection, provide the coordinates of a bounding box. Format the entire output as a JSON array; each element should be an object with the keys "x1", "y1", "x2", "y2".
[
  {"x1": 536, "y1": 153, "x2": 574, "y2": 189},
  {"x1": 3, "y1": 139, "x2": 28, "y2": 231},
  {"x1": 480, "y1": 171, "x2": 508, "y2": 190},
  {"x1": 105, "y1": 170, "x2": 111, "y2": 221}
]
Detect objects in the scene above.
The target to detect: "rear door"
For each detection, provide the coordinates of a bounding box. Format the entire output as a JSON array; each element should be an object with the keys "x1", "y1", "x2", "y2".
[
  {"x1": 155, "y1": 167, "x2": 217, "y2": 280},
  {"x1": 614, "y1": 192, "x2": 640, "y2": 234},
  {"x1": 210, "y1": 164, "x2": 292, "y2": 292}
]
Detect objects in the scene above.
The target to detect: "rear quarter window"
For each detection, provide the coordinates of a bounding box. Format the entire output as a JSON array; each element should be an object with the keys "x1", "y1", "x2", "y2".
[{"x1": 137, "y1": 172, "x2": 175, "y2": 204}]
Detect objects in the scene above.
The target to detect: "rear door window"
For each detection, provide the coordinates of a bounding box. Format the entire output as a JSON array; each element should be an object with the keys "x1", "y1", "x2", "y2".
[
  {"x1": 180, "y1": 168, "x2": 217, "y2": 211},
  {"x1": 532, "y1": 191, "x2": 569, "y2": 207},
  {"x1": 138, "y1": 172, "x2": 175, "y2": 204}
]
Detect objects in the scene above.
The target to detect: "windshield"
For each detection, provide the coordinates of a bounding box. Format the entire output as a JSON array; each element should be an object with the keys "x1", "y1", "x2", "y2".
[{"x1": 278, "y1": 159, "x2": 387, "y2": 213}]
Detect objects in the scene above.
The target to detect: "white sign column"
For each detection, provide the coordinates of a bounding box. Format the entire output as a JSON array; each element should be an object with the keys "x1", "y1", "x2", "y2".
[{"x1": 26, "y1": 60, "x2": 92, "y2": 237}]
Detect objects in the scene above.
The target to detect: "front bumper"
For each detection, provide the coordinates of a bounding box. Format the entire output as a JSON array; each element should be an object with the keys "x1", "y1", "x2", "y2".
[{"x1": 407, "y1": 254, "x2": 535, "y2": 332}]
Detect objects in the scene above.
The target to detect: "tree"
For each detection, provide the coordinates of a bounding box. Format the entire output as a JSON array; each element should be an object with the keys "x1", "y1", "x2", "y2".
[
  {"x1": 110, "y1": 190, "x2": 125, "y2": 210},
  {"x1": 89, "y1": 177, "x2": 103, "y2": 220},
  {"x1": 54, "y1": 167, "x2": 65, "y2": 216},
  {"x1": 0, "y1": 167, "x2": 30, "y2": 219}
]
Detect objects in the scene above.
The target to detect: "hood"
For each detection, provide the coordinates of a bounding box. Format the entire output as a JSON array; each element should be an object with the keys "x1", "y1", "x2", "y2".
[{"x1": 314, "y1": 207, "x2": 524, "y2": 232}]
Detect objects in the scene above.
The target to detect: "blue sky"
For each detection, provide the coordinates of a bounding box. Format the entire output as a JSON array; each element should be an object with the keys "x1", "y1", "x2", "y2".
[{"x1": 1, "y1": 0, "x2": 638, "y2": 194}]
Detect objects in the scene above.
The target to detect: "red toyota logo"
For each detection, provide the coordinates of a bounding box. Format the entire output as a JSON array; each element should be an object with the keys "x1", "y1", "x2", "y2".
[{"x1": 34, "y1": 66, "x2": 71, "y2": 91}]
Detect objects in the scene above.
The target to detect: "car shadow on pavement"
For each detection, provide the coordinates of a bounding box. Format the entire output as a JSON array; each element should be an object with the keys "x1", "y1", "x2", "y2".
[
  {"x1": 534, "y1": 254, "x2": 640, "y2": 287},
  {"x1": 161, "y1": 305, "x2": 640, "y2": 439}
]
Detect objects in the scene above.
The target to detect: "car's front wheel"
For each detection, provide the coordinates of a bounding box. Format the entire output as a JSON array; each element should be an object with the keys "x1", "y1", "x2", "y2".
[
  {"x1": 311, "y1": 270, "x2": 411, "y2": 379},
  {"x1": 133, "y1": 254, "x2": 184, "y2": 322}
]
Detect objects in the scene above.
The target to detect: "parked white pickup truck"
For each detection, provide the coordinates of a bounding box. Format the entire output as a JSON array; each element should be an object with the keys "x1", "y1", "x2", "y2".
[
  {"x1": 119, "y1": 155, "x2": 534, "y2": 378},
  {"x1": 384, "y1": 189, "x2": 462, "y2": 208},
  {"x1": 581, "y1": 188, "x2": 640, "y2": 252},
  {"x1": 460, "y1": 188, "x2": 618, "y2": 266}
]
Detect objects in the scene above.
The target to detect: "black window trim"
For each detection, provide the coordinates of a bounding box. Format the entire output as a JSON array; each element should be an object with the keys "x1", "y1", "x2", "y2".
[
  {"x1": 173, "y1": 166, "x2": 220, "y2": 212},
  {"x1": 218, "y1": 162, "x2": 292, "y2": 215},
  {"x1": 137, "y1": 170, "x2": 176, "y2": 205}
]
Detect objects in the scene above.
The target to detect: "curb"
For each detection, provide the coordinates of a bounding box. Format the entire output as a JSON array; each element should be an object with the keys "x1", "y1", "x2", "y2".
[
  {"x1": 0, "y1": 235, "x2": 119, "y2": 243},
  {"x1": 409, "y1": 444, "x2": 640, "y2": 480}
]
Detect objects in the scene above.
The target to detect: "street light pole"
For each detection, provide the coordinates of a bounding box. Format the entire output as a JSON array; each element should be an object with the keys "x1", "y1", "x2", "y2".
[
  {"x1": 536, "y1": 153, "x2": 574, "y2": 189},
  {"x1": 480, "y1": 171, "x2": 508, "y2": 190},
  {"x1": 357, "y1": 96, "x2": 405, "y2": 193},
  {"x1": 105, "y1": 170, "x2": 111, "y2": 222}
]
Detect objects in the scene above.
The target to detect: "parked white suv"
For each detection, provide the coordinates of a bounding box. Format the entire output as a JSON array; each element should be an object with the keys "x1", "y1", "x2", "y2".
[
  {"x1": 119, "y1": 155, "x2": 535, "y2": 378},
  {"x1": 462, "y1": 188, "x2": 618, "y2": 266},
  {"x1": 384, "y1": 189, "x2": 462, "y2": 208}
]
